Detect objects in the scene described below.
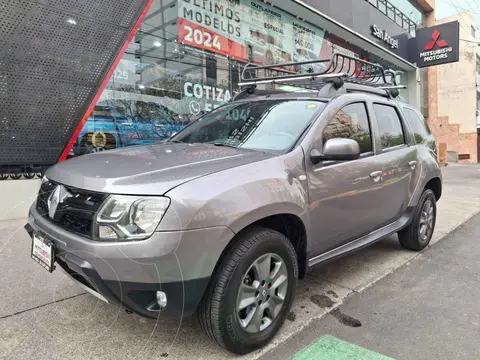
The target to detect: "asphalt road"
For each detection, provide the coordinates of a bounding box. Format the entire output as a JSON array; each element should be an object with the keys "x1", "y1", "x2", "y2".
[
  {"x1": 261, "y1": 211, "x2": 480, "y2": 360},
  {"x1": 0, "y1": 164, "x2": 479, "y2": 360}
]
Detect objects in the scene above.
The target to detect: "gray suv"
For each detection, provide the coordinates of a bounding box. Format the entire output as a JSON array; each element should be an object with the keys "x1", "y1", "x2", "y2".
[{"x1": 25, "y1": 54, "x2": 441, "y2": 355}]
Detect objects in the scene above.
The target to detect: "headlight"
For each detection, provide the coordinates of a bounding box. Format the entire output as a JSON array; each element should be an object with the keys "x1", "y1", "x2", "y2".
[{"x1": 95, "y1": 195, "x2": 170, "y2": 241}]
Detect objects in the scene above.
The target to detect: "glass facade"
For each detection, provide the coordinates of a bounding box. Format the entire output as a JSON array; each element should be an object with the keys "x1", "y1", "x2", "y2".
[{"x1": 69, "y1": 0, "x2": 406, "y2": 157}]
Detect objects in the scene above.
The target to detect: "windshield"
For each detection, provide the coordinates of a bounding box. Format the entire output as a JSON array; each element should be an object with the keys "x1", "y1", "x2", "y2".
[{"x1": 169, "y1": 100, "x2": 325, "y2": 153}]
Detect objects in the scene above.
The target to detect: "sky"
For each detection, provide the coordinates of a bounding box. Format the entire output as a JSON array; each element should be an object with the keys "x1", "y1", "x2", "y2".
[{"x1": 435, "y1": 0, "x2": 480, "y2": 38}]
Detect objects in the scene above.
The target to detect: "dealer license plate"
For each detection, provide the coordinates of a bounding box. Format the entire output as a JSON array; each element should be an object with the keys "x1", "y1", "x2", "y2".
[{"x1": 31, "y1": 233, "x2": 55, "y2": 272}]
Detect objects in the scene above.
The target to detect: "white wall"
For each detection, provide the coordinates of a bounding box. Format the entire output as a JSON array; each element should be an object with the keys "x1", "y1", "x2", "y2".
[
  {"x1": 0, "y1": 180, "x2": 40, "y2": 221},
  {"x1": 437, "y1": 12, "x2": 477, "y2": 134}
]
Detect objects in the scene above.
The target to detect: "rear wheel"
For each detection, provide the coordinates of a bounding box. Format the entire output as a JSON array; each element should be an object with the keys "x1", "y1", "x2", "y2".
[
  {"x1": 198, "y1": 227, "x2": 298, "y2": 355},
  {"x1": 398, "y1": 189, "x2": 437, "y2": 251},
  {"x1": 247, "y1": 46, "x2": 253, "y2": 62},
  {"x1": 265, "y1": 51, "x2": 274, "y2": 65}
]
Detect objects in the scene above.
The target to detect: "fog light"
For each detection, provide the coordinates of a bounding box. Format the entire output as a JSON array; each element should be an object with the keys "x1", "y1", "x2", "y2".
[{"x1": 156, "y1": 291, "x2": 167, "y2": 309}]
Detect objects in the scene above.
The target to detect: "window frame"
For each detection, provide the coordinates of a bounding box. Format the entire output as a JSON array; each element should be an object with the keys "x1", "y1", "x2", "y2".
[
  {"x1": 403, "y1": 107, "x2": 428, "y2": 135},
  {"x1": 372, "y1": 102, "x2": 409, "y2": 152},
  {"x1": 404, "y1": 106, "x2": 431, "y2": 134},
  {"x1": 170, "y1": 98, "x2": 327, "y2": 154},
  {"x1": 320, "y1": 101, "x2": 375, "y2": 163}
]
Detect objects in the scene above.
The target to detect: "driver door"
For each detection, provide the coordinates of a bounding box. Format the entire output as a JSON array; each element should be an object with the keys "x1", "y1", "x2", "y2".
[{"x1": 306, "y1": 101, "x2": 385, "y2": 256}]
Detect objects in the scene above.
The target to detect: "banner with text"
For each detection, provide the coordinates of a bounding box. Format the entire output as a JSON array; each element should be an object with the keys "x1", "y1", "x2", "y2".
[{"x1": 178, "y1": 0, "x2": 325, "y2": 65}]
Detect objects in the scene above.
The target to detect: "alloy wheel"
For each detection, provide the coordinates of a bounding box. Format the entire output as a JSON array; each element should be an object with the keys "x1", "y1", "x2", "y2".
[
  {"x1": 236, "y1": 253, "x2": 288, "y2": 334},
  {"x1": 247, "y1": 46, "x2": 253, "y2": 62},
  {"x1": 265, "y1": 51, "x2": 273, "y2": 65},
  {"x1": 419, "y1": 199, "x2": 435, "y2": 242}
]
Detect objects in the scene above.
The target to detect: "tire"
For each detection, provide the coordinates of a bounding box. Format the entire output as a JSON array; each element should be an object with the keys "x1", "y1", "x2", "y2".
[
  {"x1": 398, "y1": 189, "x2": 437, "y2": 251},
  {"x1": 198, "y1": 227, "x2": 298, "y2": 355},
  {"x1": 247, "y1": 46, "x2": 253, "y2": 62},
  {"x1": 265, "y1": 51, "x2": 274, "y2": 65}
]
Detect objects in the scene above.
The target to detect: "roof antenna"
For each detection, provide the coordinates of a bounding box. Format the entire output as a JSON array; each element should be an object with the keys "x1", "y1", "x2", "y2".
[
  {"x1": 233, "y1": 85, "x2": 257, "y2": 101},
  {"x1": 389, "y1": 88, "x2": 400, "y2": 98},
  {"x1": 246, "y1": 84, "x2": 257, "y2": 94},
  {"x1": 326, "y1": 77, "x2": 344, "y2": 90}
]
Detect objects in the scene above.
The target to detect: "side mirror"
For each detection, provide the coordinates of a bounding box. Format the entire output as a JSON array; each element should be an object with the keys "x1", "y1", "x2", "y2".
[{"x1": 310, "y1": 138, "x2": 361, "y2": 165}]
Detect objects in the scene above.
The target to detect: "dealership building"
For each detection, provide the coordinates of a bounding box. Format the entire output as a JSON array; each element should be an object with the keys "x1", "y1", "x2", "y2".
[{"x1": 65, "y1": 0, "x2": 433, "y2": 156}]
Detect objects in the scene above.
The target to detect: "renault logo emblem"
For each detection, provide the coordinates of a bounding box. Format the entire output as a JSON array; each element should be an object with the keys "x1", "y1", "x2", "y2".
[{"x1": 47, "y1": 185, "x2": 72, "y2": 219}]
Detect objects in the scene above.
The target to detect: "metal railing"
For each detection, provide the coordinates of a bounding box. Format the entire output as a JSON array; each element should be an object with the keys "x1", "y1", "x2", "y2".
[
  {"x1": 238, "y1": 52, "x2": 406, "y2": 98},
  {"x1": 366, "y1": 0, "x2": 418, "y2": 35}
]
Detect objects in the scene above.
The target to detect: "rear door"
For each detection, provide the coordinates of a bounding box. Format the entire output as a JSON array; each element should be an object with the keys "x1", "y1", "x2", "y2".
[
  {"x1": 367, "y1": 101, "x2": 419, "y2": 227},
  {"x1": 401, "y1": 106, "x2": 436, "y2": 202}
]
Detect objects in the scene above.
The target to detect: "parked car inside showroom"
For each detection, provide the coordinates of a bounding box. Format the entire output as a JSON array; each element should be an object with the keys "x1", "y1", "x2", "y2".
[{"x1": 72, "y1": 104, "x2": 185, "y2": 156}]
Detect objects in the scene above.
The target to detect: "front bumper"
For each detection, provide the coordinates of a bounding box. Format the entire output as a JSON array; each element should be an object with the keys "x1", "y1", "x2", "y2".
[{"x1": 26, "y1": 204, "x2": 234, "y2": 318}]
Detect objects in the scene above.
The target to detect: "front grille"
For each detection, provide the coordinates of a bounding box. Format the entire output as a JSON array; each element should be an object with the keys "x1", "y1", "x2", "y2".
[{"x1": 36, "y1": 180, "x2": 108, "y2": 238}]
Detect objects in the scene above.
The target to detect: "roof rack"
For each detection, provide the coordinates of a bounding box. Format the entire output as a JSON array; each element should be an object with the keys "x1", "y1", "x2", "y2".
[{"x1": 238, "y1": 52, "x2": 406, "y2": 98}]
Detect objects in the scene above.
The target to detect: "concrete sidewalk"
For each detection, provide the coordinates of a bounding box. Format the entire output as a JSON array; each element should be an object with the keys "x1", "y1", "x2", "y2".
[
  {"x1": 251, "y1": 163, "x2": 480, "y2": 358},
  {"x1": 261, "y1": 211, "x2": 480, "y2": 360},
  {"x1": 0, "y1": 164, "x2": 479, "y2": 360}
]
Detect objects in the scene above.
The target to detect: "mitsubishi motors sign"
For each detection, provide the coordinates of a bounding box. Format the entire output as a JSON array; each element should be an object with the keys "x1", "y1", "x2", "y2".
[{"x1": 414, "y1": 21, "x2": 460, "y2": 68}]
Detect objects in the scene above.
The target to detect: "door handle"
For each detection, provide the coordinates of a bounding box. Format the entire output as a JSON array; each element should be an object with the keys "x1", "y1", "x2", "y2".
[
  {"x1": 409, "y1": 161, "x2": 417, "y2": 170},
  {"x1": 369, "y1": 171, "x2": 383, "y2": 182}
]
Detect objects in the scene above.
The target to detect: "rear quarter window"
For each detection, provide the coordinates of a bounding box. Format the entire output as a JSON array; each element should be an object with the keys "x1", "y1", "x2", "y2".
[
  {"x1": 403, "y1": 108, "x2": 431, "y2": 143},
  {"x1": 372, "y1": 103, "x2": 406, "y2": 149}
]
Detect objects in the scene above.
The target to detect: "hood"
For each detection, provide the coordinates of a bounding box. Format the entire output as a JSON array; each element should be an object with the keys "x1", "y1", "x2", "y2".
[{"x1": 46, "y1": 143, "x2": 274, "y2": 195}]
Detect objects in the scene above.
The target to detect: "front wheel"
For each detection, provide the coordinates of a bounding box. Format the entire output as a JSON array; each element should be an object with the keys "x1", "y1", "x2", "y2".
[
  {"x1": 398, "y1": 189, "x2": 437, "y2": 251},
  {"x1": 23, "y1": 173, "x2": 36, "y2": 179},
  {"x1": 198, "y1": 227, "x2": 298, "y2": 355},
  {"x1": 247, "y1": 46, "x2": 254, "y2": 62},
  {"x1": 265, "y1": 51, "x2": 274, "y2": 65}
]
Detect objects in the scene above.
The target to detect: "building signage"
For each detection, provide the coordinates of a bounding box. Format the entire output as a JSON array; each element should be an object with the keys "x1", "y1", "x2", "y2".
[
  {"x1": 177, "y1": 0, "x2": 325, "y2": 64},
  {"x1": 371, "y1": 24, "x2": 399, "y2": 49},
  {"x1": 413, "y1": 21, "x2": 460, "y2": 68},
  {"x1": 183, "y1": 81, "x2": 231, "y2": 114}
]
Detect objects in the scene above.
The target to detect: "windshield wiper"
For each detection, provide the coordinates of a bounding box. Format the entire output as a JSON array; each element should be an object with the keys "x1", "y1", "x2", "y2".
[
  {"x1": 212, "y1": 142, "x2": 238, "y2": 148},
  {"x1": 167, "y1": 140, "x2": 185, "y2": 143}
]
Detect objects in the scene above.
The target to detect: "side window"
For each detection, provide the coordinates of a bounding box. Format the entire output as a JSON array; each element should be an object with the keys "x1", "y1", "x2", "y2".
[
  {"x1": 403, "y1": 108, "x2": 430, "y2": 143},
  {"x1": 323, "y1": 102, "x2": 372, "y2": 153},
  {"x1": 372, "y1": 104, "x2": 405, "y2": 149}
]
